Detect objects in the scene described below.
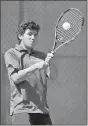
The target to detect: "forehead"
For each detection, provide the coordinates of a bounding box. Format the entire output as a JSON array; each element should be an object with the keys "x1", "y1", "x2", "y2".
[{"x1": 25, "y1": 29, "x2": 38, "y2": 34}]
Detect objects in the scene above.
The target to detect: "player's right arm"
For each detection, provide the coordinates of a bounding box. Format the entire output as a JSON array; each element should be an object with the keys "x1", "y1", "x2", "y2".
[
  {"x1": 10, "y1": 61, "x2": 48, "y2": 84},
  {"x1": 4, "y1": 50, "x2": 48, "y2": 84}
]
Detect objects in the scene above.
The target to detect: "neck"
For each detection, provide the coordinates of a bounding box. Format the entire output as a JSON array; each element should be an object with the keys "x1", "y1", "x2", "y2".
[
  {"x1": 20, "y1": 41, "x2": 32, "y2": 52},
  {"x1": 20, "y1": 41, "x2": 27, "y2": 50}
]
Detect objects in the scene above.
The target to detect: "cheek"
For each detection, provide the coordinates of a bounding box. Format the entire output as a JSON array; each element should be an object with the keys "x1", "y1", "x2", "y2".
[
  {"x1": 25, "y1": 35, "x2": 29, "y2": 39},
  {"x1": 23, "y1": 37, "x2": 29, "y2": 44},
  {"x1": 23, "y1": 36, "x2": 30, "y2": 43}
]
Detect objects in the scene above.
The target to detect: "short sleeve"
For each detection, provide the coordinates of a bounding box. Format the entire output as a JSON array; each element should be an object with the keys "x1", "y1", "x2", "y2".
[{"x1": 4, "y1": 51, "x2": 19, "y2": 76}]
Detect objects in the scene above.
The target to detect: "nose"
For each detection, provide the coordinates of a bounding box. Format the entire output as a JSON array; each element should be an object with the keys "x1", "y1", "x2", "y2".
[{"x1": 31, "y1": 35, "x2": 35, "y2": 40}]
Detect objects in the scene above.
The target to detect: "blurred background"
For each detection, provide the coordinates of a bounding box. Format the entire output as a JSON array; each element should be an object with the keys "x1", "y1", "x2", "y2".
[{"x1": 1, "y1": 1, "x2": 87, "y2": 125}]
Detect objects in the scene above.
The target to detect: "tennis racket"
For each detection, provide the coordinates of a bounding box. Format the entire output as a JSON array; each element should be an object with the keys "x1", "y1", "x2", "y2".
[{"x1": 51, "y1": 8, "x2": 84, "y2": 54}]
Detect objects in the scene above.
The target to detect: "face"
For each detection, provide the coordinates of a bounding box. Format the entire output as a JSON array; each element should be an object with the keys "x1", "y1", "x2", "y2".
[{"x1": 20, "y1": 29, "x2": 38, "y2": 49}]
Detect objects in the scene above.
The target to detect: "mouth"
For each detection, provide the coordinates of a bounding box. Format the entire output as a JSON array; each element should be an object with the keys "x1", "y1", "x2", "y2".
[
  {"x1": 28, "y1": 40, "x2": 32, "y2": 44},
  {"x1": 30, "y1": 40, "x2": 35, "y2": 45},
  {"x1": 29, "y1": 39, "x2": 34, "y2": 42}
]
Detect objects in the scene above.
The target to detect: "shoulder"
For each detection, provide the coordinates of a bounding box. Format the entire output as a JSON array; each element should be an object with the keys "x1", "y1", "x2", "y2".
[
  {"x1": 4, "y1": 48, "x2": 20, "y2": 58},
  {"x1": 31, "y1": 50, "x2": 46, "y2": 60},
  {"x1": 4, "y1": 48, "x2": 21, "y2": 62},
  {"x1": 4, "y1": 48, "x2": 14, "y2": 58},
  {"x1": 4, "y1": 48, "x2": 21, "y2": 68},
  {"x1": 5, "y1": 48, "x2": 15, "y2": 55}
]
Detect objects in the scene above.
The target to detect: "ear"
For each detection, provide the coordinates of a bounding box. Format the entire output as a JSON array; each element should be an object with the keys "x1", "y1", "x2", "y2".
[{"x1": 18, "y1": 34, "x2": 23, "y2": 40}]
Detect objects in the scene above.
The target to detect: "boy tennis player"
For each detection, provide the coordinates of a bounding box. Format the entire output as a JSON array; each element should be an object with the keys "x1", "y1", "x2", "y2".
[{"x1": 4, "y1": 20, "x2": 53, "y2": 125}]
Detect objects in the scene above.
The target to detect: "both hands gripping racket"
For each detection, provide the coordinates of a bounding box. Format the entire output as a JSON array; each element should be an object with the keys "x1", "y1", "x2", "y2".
[{"x1": 51, "y1": 8, "x2": 84, "y2": 54}]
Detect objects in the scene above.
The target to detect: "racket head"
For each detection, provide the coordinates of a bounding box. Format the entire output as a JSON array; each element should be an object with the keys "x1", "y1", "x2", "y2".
[{"x1": 55, "y1": 8, "x2": 84, "y2": 44}]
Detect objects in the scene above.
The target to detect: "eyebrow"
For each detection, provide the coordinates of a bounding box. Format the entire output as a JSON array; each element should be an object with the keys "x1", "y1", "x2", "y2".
[{"x1": 28, "y1": 31, "x2": 38, "y2": 35}]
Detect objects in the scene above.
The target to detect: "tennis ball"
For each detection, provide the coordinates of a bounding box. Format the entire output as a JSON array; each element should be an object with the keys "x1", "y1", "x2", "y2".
[{"x1": 63, "y1": 22, "x2": 71, "y2": 30}]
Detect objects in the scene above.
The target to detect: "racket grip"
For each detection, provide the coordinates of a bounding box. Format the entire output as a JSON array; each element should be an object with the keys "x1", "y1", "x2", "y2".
[{"x1": 51, "y1": 50, "x2": 55, "y2": 55}]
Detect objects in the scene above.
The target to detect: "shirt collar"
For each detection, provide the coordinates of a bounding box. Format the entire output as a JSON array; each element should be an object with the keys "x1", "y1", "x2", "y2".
[{"x1": 15, "y1": 44, "x2": 33, "y2": 54}]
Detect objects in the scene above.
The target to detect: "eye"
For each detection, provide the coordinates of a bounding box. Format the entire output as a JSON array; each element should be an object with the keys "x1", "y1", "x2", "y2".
[
  {"x1": 34, "y1": 34, "x2": 38, "y2": 37},
  {"x1": 27, "y1": 31, "x2": 38, "y2": 37},
  {"x1": 28, "y1": 32, "x2": 33, "y2": 36}
]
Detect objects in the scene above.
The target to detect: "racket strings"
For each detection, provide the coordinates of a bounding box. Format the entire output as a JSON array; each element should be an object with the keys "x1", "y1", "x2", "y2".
[
  {"x1": 66, "y1": 11, "x2": 83, "y2": 31},
  {"x1": 57, "y1": 11, "x2": 82, "y2": 31},
  {"x1": 57, "y1": 15, "x2": 82, "y2": 38},
  {"x1": 56, "y1": 9, "x2": 83, "y2": 42},
  {"x1": 58, "y1": 15, "x2": 81, "y2": 32},
  {"x1": 58, "y1": 10, "x2": 83, "y2": 27},
  {"x1": 56, "y1": 17, "x2": 82, "y2": 41},
  {"x1": 58, "y1": 11, "x2": 82, "y2": 26}
]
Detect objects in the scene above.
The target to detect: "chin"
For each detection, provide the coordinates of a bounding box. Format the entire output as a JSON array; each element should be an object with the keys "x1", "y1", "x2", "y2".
[{"x1": 27, "y1": 45, "x2": 33, "y2": 49}]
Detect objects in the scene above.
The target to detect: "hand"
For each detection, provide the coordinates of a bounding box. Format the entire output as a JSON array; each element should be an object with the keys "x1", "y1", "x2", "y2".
[
  {"x1": 45, "y1": 52, "x2": 54, "y2": 64},
  {"x1": 36, "y1": 61, "x2": 49, "y2": 70}
]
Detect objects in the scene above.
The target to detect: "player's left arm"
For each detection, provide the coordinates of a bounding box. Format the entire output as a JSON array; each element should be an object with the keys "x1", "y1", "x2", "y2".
[{"x1": 44, "y1": 52, "x2": 54, "y2": 78}]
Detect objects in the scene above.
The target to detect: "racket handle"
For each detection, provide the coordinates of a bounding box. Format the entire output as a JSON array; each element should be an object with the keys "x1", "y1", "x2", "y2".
[{"x1": 51, "y1": 50, "x2": 55, "y2": 55}]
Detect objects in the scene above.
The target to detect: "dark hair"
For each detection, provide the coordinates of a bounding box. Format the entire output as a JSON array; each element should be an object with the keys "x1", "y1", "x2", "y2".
[{"x1": 16, "y1": 20, "x2": 40, "y2": 44}]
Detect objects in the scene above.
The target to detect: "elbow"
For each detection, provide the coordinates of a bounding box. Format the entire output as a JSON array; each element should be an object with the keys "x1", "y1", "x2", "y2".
[{"x1": 10, "y1": 74, "x2": 20, "y2": 84}]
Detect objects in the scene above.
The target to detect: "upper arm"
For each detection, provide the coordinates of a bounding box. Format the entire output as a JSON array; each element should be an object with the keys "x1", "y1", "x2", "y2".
[{"x1": 4, "y1": 50, "x2": 19, "y2": 77}]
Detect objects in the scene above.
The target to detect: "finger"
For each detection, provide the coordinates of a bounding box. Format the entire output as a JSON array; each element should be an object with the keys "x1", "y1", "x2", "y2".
[
  {"x1": 44, "y1": 61, "x2": 49, "y2": 65},
  {"x1": 51, "y1": 51, "x2": 55, "y2": 55},
  {"x1": 47, "y1": 54, "x2": 54, "y2": 58}
]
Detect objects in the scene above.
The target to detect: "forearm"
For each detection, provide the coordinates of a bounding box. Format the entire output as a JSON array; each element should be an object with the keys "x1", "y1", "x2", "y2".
[{"x1": 11, "y1": 63, "x2": 39, "y2": 84}]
